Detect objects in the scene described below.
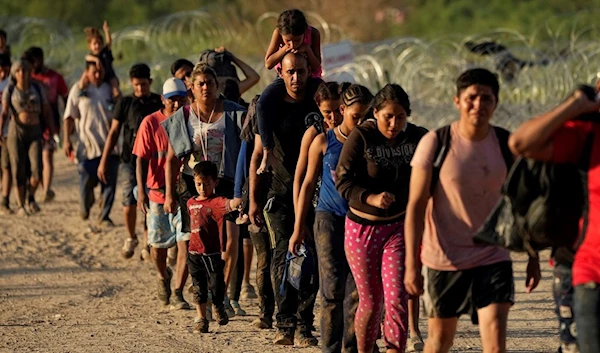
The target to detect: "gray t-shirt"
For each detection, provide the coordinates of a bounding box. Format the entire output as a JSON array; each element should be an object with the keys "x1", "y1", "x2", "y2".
[
  {"x1": 1, "y1": 81, "x2": 47, "y2": 116},
  {"x1": 63, "y1": 83, "x2": 118, "y2": 161}
]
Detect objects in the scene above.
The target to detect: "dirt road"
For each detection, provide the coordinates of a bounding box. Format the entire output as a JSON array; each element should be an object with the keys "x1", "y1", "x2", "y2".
[{"x1": 0, "y1": 155, "x2": 559, "y2": 353}]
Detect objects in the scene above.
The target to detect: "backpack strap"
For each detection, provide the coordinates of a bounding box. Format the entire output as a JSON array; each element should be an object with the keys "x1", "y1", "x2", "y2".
[
  {"x1": 492, "y1": 126, "x2": 514, "y2": 170},
  {"x1": 430, "y1": 124, "x2": 452, "y2": 195},
  {"x1": 183, "y1": 105, "x2": 190, "y2": 121},
  {"x1": 6, "y1": 84, "x2": 16, "y2": 118}
]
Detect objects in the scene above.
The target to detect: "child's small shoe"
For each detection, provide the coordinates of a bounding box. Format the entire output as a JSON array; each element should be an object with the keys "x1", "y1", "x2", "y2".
[{"x1": 214, "y1": 305, "x2": 230, "y2": 326}]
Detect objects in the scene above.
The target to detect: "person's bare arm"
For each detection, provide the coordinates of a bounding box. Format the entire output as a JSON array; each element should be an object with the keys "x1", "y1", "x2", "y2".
[
  {"x1": 289, "y1": 134, "x2": 326, "y2": 255},
  {"x1": 231, "y1": 53, "x2": 260, "y2": 94},
  {"x1": 136, "y1": 157, "x2": 149, "y2": 214},
  {"x1": 63, "y1": 117, "x2": 75, "y2": 157},
  {"x1": 404, "y1": 166, "x2": 432, "y2": 296},
  {"x1": 41, "y1": 101, "x2": 55, "y2": 134},
  {"x1": 265, "y1": 29, "x2": 290, "y2": 70},
  {"x1": 299, "y1": 28, "x2": 321, "y2": 72},
  {"x1": 97, "y1": 119, "x2": 122, "y2": 184},
  {"x1": 164, "y1": 144, "x2": 180, "y2": 214},
  {"x1": 103, "y1": 20, "x2": 112, "y2": 49},
  {"x1": 0, "y1": 95, "x2": 8, "y2": 139},
  {"x1": 228, "y1": 197, "x2": 242, "y2": 211},
  {"x1": 248, "y1": 135, "x2": 264, "y2": 225},
  {"x1": 293, "y1": 126, "x2": 318, "y2": 210},
  {"x1": 509, "y1": 90, "x2": 600, "y2": 160}
]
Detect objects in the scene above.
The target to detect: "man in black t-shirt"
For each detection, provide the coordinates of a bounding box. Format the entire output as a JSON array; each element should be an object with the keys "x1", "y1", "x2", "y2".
[
  {"x1": 248, "y1": 52, "x2": 321, "y2": 347},
  {"x1": 97, "y1": 64, "x2": 163, "y2": 259}
]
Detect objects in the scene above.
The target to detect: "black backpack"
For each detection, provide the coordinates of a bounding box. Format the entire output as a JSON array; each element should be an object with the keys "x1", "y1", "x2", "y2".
[
  {"x1": 474, "y1": 157, "x2": 586, "y2": 256},
  {"x1": 430, "y1": 124, "x2": 513, "y2": 194},
  {"x1": 198, "y1": 50, "x2": 238, "y2": 80}
]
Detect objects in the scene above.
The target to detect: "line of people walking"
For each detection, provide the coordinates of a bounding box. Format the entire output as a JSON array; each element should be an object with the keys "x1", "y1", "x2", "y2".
[{"x1": 1, "y1": 8, "x2": 599, "y2": 353}]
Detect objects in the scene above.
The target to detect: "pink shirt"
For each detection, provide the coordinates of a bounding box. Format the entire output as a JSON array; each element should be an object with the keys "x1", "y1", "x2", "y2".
[{"x1": 411, "y1": 122, "x2": 511, "y2": 271}]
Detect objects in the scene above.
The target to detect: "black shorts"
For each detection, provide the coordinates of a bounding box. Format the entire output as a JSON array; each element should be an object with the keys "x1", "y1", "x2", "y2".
[
  {"x1": 240, "y1": 223, "x2": 251, "y2": 239},
  {"x1": 423, "y1": 261, "x2": 514, "y2": 324}
]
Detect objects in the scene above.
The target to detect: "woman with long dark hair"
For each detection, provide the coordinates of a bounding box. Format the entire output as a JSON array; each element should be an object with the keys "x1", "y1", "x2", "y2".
[
  {"x1": 336, "y1": 84, "x2": 427, "y2": 353},
  {"x1": 162, "y1": 63, "x2": 246, "y2": 317}
]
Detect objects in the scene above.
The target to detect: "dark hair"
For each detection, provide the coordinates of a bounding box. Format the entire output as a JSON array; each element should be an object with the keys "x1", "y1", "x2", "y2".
[
  {"x1": 0, "y1": 30, "x2": 6, "y2": 39},
  {"x1": 313, "y1": 81, "x2": 348, "y2": 105},
  {"x1": 0, "y1": 53, "x2": 10, "y2": 67},
  {"x1": 191, "y1": 62, "x2": 218, "y2": 86},
  {"x1": 342, "y1": 84, "x2": 373, "y2": 107},
  {"x1": 193, "y1": 161, "x2": 218, "y2": 180},
  {"x1": 222, "y1": 78, "x2": 241, "y2": 103},
  {"x1": 23, "y1": 47, "x2": 43, "y2": 62},
  {"x1": 85, "y1": 61, "x2": 99, "y2": 70},
  {"x1": 372, "y1": 84, "x2": 411, "y2": 116},
  {"x1": 84, "y1": 27, "x2": 103, "y2": 44},
  {"x1": 170, "y1": 58, "x2": 194, "y2": 76},
  {"x1": 277, "y1": 9, "x2": 308, "y2": 36},
  {"x1": 129, "y1": 63, "x2": 151, "y2": 80},
  {"x1": 456, "y1": 68, "x2": 499, "y2": 100}
]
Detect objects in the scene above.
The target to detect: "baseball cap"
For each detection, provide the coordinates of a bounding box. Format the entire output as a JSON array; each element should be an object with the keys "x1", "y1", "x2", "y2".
[{"x1": 162, "y1": 77, "x2": 187, "y2": 99}]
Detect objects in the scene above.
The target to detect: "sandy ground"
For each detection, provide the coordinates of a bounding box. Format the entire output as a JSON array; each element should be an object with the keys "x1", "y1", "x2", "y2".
[{"x1": 0, "y1": 155, "x2": 560, "y2": 353}]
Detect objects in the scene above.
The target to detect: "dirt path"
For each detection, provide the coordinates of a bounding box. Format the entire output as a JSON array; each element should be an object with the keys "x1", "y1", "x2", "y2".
[{"x1": 0, "y1": 155, "x2": 559, "y2": 353}]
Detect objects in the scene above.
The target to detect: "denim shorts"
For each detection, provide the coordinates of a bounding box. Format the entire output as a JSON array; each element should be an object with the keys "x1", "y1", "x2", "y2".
[{"x1": 147, "y1": 201, "x2": 190, "y2": 248}]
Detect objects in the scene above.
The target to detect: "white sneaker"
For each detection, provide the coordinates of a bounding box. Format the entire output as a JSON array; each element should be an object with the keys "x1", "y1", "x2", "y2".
[
  {"x1": 121, "y1": 238, "x2": 139, "y2": 259},
  {"x1": 230, "y1": 300, "x2": 247, "y2": 316}
]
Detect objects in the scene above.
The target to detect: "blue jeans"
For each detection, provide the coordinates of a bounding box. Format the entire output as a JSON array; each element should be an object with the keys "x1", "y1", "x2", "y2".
[
  {"x1": 574, "y1": 282, "x2": 600, "y2": 353},
  {"x1": 78, "y1": 156, "x2": 119, "y2": 221},
  {"x1": 552, "y1": 264, "x2": 578, "y2": 352}
]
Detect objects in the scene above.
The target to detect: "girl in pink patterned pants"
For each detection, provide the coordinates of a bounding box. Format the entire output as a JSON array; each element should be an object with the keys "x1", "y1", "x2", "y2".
[
  {"x1": 335, "y1": 83, "x2": 428, "y2": 352},
  {"x1": 345, "y1": 215, "x2": 408, "y2": 351}
]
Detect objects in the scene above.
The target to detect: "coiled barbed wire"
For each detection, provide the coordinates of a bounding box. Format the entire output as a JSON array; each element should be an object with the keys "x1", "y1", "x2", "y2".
[{"x1": 2, "y1": 10, "x2": 600, "y2": 129}]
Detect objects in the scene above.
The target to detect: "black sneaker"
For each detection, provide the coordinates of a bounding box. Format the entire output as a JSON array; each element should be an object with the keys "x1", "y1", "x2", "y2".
[
  {"x1": 44, "y1": 189, "x2": 55, "y2": 203},
  {"x1": 214, "y1": 305, "x2": 229, "y2": 326},
  {"x1": 157, "y1": 268, "x2": 172, "y2": 306},
  {"x1": 193, "y1": 318, "x2": 209, "y2": 333},
  {"x1": 294, "y1": 329, "x2": 318, "y2": 347},
  {"x1": 273, "y1": 329, "x2": 294, "y2": 345}
]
